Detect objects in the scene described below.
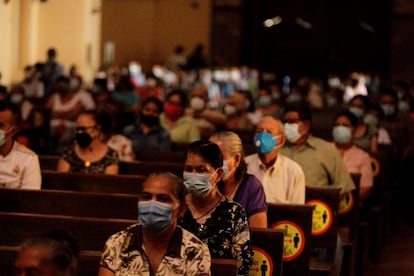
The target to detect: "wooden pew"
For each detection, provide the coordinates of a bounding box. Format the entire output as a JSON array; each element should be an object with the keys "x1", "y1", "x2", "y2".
[
  {"x1": 119, "y1": 160, "x2": 183, "y2": 176},
  {"x1": 0, "y1": 188, "x2": 138, "y2": 220},
  {"x1": 134, "y1": 149, "x2": 187, "y2": 162},
  {"x1": 0, "y1": 246, "x2": 239, "y2": 276},
  {"x1": 41, "y1": 171, "x2": 145, "y2": 194},
  {"x1": 305, "y1": 186, "x2": 341, "y2": 276},
  {"x1": 267, "y1": 203, "x2": 314, "y2": 276},
  {"x1": 249, "y1": 227, "x2": 284, "y2": 276},
  {"x1": 0, "y1": 212, "x2": 135, "y2": 252},
  {"x1": 338, "y1": 173, "x2": 361, "y2": 276},
  {"x1": 38, "y1": 155, "x2": 184, "y2": 176}
]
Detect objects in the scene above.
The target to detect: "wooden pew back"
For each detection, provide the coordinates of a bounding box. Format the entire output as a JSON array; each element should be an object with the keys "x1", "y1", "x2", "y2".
[
  {"x1": 0, "y1": 188, "x2": 138, "y2": 220},
  {"x1": 38, "y1": 155, "x2": 184, "y2": 177},
  {"x1": 267, "y1": 203, "x2": 314, "y2": 276},
  {"x1": 41, "y1": 171, "x2": 145, "y2": 194},
  {"x1": 0, "y1": 212, "x2": 135, "y2": 251},
  {"x1": 249, "y1": 228, "x2": 284, "y2": 276}
]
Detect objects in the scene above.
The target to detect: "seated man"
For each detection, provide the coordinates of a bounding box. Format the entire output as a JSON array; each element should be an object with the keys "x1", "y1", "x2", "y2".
[
  {"x1": 245, "y1": 116, "x2": 306, "y2": 204},
  {"x1": 99, "y1": 172, "x2": 211, "y2": 276},
  {"x1": 0, "y1": 100, "x2": 41, "y2": 189}
]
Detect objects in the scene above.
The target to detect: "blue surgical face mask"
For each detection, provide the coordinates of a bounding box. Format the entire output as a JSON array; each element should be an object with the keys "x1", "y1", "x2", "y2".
[
  {"x1": 332, "y1": 125, "x2": 352, "y2": 144},
  {"x1": 183, "y1": 172, "x2": 214, "y2": 197},
  {"x1": 222, "y1": 159, "x2": 236, "y2": 180},
  {"x1": 284, "y1": 123, "x2": 301, "y2": 143},
  {"x1": 254, "y1": 132, "x2": 277, "y2": 154},
  {"x1": 138, "y1": 200, "x2": 173, "y2": 234},
  {"x1": 349, "y1": 107, "x2": 364, "y2": 119},
  {"x1": 381, "y1": 104, "x2": 395, "y2": 117}
]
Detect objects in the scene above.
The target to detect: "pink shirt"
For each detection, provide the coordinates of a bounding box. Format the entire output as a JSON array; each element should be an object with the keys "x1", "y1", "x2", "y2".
[{"x1": 339, "y1": 144, "x2": 373, "y2": 190}]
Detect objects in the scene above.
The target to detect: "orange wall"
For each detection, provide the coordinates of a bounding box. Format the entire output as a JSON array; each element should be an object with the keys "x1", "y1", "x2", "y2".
[{"x1": 102, "y1": 0, "x2": 211, "y2": 72}]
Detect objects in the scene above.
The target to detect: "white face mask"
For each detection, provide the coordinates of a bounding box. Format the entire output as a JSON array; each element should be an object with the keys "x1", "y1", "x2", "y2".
[
  {"x1": 0, "y1": 128, "x2": 12, "y2": 146},
  {"x1": 224, "y1": 104, "x2": 237, "y2": 116},
  {"x1": 190, "y1": 97, "x2": 205, "y2": 111},
  {"x1": 284, "y1": 123, "x2": 301, "y2": 143}
]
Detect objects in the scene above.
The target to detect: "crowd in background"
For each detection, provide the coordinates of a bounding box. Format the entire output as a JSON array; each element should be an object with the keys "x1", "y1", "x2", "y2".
[{"x1": 1, "y1": 46, "x2": 413, "y2": 160}]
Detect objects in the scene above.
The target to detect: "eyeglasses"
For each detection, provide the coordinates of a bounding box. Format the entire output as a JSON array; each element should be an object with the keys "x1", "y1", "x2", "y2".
[{"x1": 75, "y1": 125, "x2": 96, "y2": 132}]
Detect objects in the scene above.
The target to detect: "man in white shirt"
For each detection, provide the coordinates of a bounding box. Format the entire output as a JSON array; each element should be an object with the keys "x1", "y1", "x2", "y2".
[
  {"x1": 0, "y1": 100, "x2": 41, "y2": 189},
  {"x1": 245, "y1": 116, "x2": 305, "y2": 204}
]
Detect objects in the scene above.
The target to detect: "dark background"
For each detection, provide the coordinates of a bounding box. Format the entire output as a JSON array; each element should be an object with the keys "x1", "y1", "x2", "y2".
[{"x1": 212, "y1": 0, "x2": 396, "y2": 81}]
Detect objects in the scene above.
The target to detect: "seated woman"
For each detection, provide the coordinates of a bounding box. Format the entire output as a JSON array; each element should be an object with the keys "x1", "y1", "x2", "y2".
[
  {"x1": 332, "y1": 110, "x2": 373, "y2": 201},
  {"x1": 347, "y1": 95, "x2": 378, "y2": 153},
  {"x1": 57, "y1": 110, "x2": 119, "y2": 174},
  {"x1": 179, "y1": 140, "x2": 252, "y2": 276},
  {"x1": 209, "y1": 131, "x2": 267, "y2": 228},
  {"x1": 160, "y1": 89, "x2": 200, "y2": 145}
]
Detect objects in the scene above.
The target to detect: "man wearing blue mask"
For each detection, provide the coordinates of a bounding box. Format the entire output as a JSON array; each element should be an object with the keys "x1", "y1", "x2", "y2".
[
  {"x1": 99, "y1": 171, "x2": 211, "y2": 276},
  {"x1": 245, "y1": 116, "x2": 306, "y2": 204},
  {"x1": 0, "y1": 100, "x2": 41, "y2": 189},
  {"x1": 280, "y1": 103, "x2": 355, "y2": 194}
]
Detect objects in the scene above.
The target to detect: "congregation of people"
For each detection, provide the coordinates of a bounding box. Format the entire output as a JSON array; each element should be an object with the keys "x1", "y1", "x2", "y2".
[{"x1": 2, "y1": 45, "x2": 414, "y2": 275}]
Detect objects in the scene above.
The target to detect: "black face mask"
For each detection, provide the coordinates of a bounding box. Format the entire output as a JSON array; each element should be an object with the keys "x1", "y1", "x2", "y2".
[
  {"x1": 140, "y1": 113, "x2": 159, "y2": 126},
  {"x1": 76, "y1": 132, "x2": 92, "y2": 148}
]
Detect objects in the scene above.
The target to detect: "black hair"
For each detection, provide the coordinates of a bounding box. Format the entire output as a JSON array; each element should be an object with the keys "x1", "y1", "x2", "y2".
[
  {"x1": 166, "y1": 89, "x2": 189, "y2": 108},
  {"x1": 186, "y1": 140, "x2": 223, "y2": 169},
  {"x1": 142, "y1": 96, "x2": 163, "y2": 113},
  {"x1": 333, "y1": 110, "x2": 359, "y2": 128},
  {"x1": 283, "y1": 102, "x2": 312, "y2": 123},
  {"x1": 0, "y1": 100, "x2": 22, "y2": 125},
  {"x1": 349, "y1": 95, "x2": 371, "y2": 110},
  {"x1": 78, "y1": 110, "x2": 113, "y2": 138}
]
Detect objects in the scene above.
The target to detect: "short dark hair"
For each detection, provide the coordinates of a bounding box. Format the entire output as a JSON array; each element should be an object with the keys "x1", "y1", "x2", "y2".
[
  {"x1": 333, "y1": 110, "x2": 358, "y2": 128},
  {"x1": 142, "y1": 96, "x2": 163, "y2": 113},
  {"x1": 349, "y1": 95, "x2": 370, "y2": 110},
  {"x1": 186, "y1": 140, "x2": 223, "y2": 169},
  {"x1": 166, "y1": 89, "x2": 188, "y2": 108},
  {"x1": 283, "y1": 102, "x2": 312, "y2": 123},
  {"x1": 0, "y1": 100, "x2": 21, "y2": 125}
]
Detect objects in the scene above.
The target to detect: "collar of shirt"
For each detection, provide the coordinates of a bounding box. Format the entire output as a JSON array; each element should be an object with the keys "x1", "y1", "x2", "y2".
[{"x1": 127, "y1": 224, "x2": 183, "y2": 258}]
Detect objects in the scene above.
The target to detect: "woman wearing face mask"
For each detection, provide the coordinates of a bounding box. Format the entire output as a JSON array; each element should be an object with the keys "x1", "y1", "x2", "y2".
[
  {"x1": 179, "y1": 140, "x2": 252, "y2": 276},
  {"x1": 57, "y1": 110, "x2": 119, "y2": 174},
  {"x1": 332, "y1": 110, "x2": 373, "y2": 201},
  {"x1": 160, "y1": 89, "x2": 200, "y2": 145},
  {"x1": 347, "y1": 95, "x2": 378, "y2": 153},
  {"x1": 122, "y1": 96, "x2": 171, "y2": 155},
  {"x1": 209, "y1": 131, "x2": 267, "y2": 228},
  {"x1": 99, "y1": 172, "x2": 211, "y2": 276}
]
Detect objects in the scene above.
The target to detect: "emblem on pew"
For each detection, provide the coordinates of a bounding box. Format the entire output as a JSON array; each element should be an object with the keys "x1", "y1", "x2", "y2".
[
  {"x1": 271, "y1": 221, "x2": 305, "y2": 261},
  {"x1": 306, "y1": 199, "x2": 333, "y2": 236},
  {"x1": 339, "y1": 192, "x2": 354, "y2": 215},
  {"x1": 249, "y1": 247, "x2": 273, "y2": 276}
]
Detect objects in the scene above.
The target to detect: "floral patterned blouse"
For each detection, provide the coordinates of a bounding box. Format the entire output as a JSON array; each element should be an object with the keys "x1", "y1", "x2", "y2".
[
  {"x1": 100, "y1": 224, "x2": 211, "y2": 276},
  {"x1": 61, "y1": 142, "x2": 119, "y2": 174},
  {"x1": 178, "y1": 199, "x2": 253, "y2": 276}
]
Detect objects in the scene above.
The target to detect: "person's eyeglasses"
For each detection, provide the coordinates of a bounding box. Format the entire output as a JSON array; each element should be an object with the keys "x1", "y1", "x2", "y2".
[{"x1": 75, "y1": 125, "x2": 96, "y2": 132}]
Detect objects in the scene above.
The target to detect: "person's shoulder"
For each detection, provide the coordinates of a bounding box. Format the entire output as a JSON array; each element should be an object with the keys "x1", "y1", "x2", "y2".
[
  {"x1": 308, "y1": 135, "x2": 336, "y2": 150},
  {"x1": 244, "y1": 153, "x2": 258, "y2": 162},
  {"x1": 13, "y1": 142, "x2": 38, "y2": 158}
]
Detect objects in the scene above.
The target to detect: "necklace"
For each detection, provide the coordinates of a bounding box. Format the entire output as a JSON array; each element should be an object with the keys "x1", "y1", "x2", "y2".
[{"x1": 194, "y1": 194, "x2": 223, "y2": 220}]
